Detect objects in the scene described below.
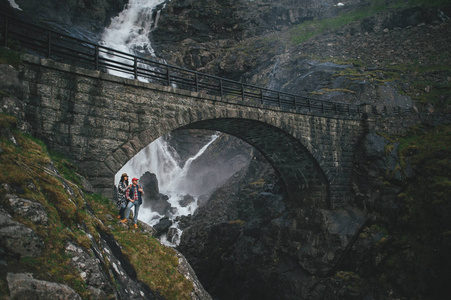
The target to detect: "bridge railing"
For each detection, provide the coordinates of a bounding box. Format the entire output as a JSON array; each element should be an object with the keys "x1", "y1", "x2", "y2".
[{"x1": 1, "y1": 14, "x2": 365, "y2": 115}]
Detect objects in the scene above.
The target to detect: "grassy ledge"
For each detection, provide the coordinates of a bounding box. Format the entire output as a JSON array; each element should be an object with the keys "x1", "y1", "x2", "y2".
[{"x1": 0, "y1": 113, "x2": 192, "y2": 299}]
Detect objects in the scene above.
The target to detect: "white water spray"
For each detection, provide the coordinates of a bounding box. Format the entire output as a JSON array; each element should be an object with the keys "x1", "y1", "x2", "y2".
[
  {"x1": 106, "y1": 1, "x2": 221, "y2": 247},
  {"x1": 100, "y1": 0, "x2": 166, "y2": 79},
  {"x1": 116, "y1": 133, "x2": 220, "y2": 246}
]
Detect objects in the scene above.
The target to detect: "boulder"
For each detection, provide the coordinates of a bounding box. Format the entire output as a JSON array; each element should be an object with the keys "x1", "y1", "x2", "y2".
[
  {"x1": 0, "y1": 209, "x2": 44, "y2": 259},
  {"x1": 6, "y1": 194, "x2": 48, "y2": 225},
  {"x1": 7, "y1": 273, "x2": 82, "y2": 300}
]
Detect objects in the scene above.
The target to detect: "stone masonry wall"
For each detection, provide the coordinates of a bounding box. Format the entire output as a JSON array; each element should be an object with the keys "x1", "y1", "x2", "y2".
[{"x1": 12, "y1": 54, "x2": 364, "y2": 208}]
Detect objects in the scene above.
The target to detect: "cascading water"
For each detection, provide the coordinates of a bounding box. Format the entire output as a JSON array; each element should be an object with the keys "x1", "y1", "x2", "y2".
[
  {"x1": 100, "y1": 0, "x2": 166, "y2": 80},
  {"x1": 104, "y1": 1, "x2": 220, "y2": 246},
  {"x1": 116, "y1": 133, "x2": 220, "y2": 246}
]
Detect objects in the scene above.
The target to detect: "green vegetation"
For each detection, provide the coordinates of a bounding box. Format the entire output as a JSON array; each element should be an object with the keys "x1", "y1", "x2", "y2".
[
  {"x1": 396, "y1": 124, "x2": 450, "y2": 220},
  {"x1": 49, "y1": 150, "x2": 83, "y2": 186},
  {"x1": 289, "y1": 0, "x2": 450, "y2": 45},
  {"x1": 0, "y1": 46, "x2": 23, "y2": 66},
  {"x1": 379, "y1": 124, "x2": 451, "y2": 294},
  {"x1": 0, "y1": 114, "x2": 193, "y2": 299},
  {"x1": 87, "y1": 194, "x2": 193, "y2": 300}
]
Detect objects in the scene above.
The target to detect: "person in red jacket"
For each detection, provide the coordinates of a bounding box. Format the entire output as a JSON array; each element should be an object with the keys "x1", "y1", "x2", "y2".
[{"x1": 120, "y1": 177, "x2": 144, "y2": 229}]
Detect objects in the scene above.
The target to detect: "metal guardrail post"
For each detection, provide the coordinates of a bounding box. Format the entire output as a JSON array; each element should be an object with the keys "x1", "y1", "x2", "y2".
[
  {"x1": 95, "y1": 45, "x2": 99, "y2": 70},
  {"x1": 47, "y1": 31, "x2": 51, "y2": 58},
  {"x1": 133, "y1": 57, "x2": 138, "y2": 79},
  {"x1": 195, "y1": 73, "x2": 199, "y2": 92},
  {"x1": 3, "y1": 16, "x2": 8, "y2": 47},
  {"x1": 0, "y1": 13, "x2": 366, "y2": 117}
]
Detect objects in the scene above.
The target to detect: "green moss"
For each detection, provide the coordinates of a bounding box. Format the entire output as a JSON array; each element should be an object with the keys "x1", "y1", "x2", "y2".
[
  {"x1": 0, "y1": 114, "x2": 193, "y2": 300},
  {"x1": 289, "y1": 0, "x2": 450, "y2": 45},
  {"x1": 0, "y1": 47, "x2": 22, "y2": 66},
  {"x1": 0, "y1": 113, "x2": 17, "y2": 128},
  {"x1": 229, "y1": 219, "x2": 246, "y2": 226},
  {"x1": 49, "y1": 151, "x2": 83, "y2": 186},
  {"x1": 378, "y1": 124, "x2": 451, "y2": 294}
]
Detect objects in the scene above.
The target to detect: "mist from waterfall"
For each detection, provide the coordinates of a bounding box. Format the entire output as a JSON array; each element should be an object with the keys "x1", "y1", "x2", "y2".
[
  {"x1": 103, "y1": 1, "x2": 227, "y2": 247},
  {"x1": 116, "y1": 133, "x2": 220, "y2": 246}
]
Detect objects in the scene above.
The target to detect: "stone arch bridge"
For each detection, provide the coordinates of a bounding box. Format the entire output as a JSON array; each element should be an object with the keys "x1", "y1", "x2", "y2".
[{"x1": 15, "y1": 55, "x2": 368, "y2": 209}]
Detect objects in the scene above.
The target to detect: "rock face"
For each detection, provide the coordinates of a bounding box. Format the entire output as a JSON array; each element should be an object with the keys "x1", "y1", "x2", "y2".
[
  {"x1": 153, "y1": 1, "x2": 450, "y2": 121},
  {"x1": 1, "y1": 0, "x2": 128, "y2": 41},
  {"x1": 2, "y1": 0, "x2": 450, "y2": 299},
  {"x1": 152, "y1": 0, "x2": 369, "y2": 72},
  {"x1": 177, "y1": 127, "x2": 450, "y2": 299},
  {"x1": 168, "y1": 131, "x2": 255, "y2": 198},
  {"x1": 177, "y1": 152, "x2": 371, "y2": 299},
  {"x1": 7, "y1": 273, "x2": 82, "y2": 300},
  {"x1": 0, "y1": 208, "x2": 44, "y2": 260}
]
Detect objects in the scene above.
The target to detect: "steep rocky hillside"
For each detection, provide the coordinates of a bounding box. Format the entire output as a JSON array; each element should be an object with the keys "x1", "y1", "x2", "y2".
[
  {"x1": 154, "y1": 0, "x2": 450, "y2": 121},
  {"x1": 1, "y1": 0, "x2": 450, "y2": 299},
  {"x1": 153, "y1": 1, "x2": 451, "y2": 299},
  {"x1": 0, "y1": 0, "x2": 128, "y2": 41},
  {"x1": 0, "y1": 111, "x2": 208, "y2": 299}
]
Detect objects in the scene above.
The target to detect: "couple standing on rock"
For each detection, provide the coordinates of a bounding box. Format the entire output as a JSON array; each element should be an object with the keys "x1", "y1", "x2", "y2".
[{"x1": 117, "y1": 173, "x2": 144, "y2": 229}]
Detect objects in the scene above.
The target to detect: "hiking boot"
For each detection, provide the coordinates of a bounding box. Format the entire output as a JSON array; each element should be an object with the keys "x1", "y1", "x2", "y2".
[
  {"x1": 120, "y1": 219, "x2": 127, "y2": 223},
  {"x1": 134, "y1": 224, "x2": 138, "y2": 229}
]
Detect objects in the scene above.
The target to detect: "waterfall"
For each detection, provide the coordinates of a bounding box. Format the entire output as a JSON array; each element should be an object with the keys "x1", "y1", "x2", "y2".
[
  {"x1": 99, "y1": 0, "x2": 166, "y2": 79},
  {"x1": 106, "y1": 1, "x2": 220, "y2": 247},
  {"x1": 116, "y1": 133, "x2": 220, "y2": 246}
]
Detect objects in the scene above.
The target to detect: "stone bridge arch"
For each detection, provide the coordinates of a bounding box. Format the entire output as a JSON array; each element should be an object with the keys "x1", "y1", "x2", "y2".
[
  {"x1": 179, "y1": 118, "x2": 330, "y2": 207},
  {"x1": 104, "y1": 117, "x2": 331, "y2": 208},
  {"x1": 15, "y1": 55, "x2": 365, "y2": 209}
]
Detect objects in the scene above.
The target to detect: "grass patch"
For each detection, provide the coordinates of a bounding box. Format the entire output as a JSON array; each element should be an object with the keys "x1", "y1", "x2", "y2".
[
  {"x1": 0, "y1": 114, "x2": 193, "y2": 299},
  {"x1": 0, "y1": 46, "x2": 22, "y2": 66},
  {"x1": 289, "y1": 0, "x2": 451, "y2": 45},
  {"x1": 86, "y1": 193, "x2": 193, "y2": 300},
  {"x1": 49, "y1": 150, "x2": 83, "y2": 186}
]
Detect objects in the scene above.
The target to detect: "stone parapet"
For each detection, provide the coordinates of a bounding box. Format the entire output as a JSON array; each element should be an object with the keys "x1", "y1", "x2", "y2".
[{"x1": 15, "y1": 55, "x2": 366, "y2": 208}]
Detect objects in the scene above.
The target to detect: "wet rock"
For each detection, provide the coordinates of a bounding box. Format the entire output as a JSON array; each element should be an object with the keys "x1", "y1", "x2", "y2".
[
  {"x1": 66, "y1": 241, "x2": 116, "y2": 299},
  {"x1": 179, "y1": 194, "x2": 195, "y2": 207},
  {"x1": 7, "y1": 272, "x2": 82, "y2": 300},
  {"x1": 154, "y1": 217, "x2": 173, "y2": 237},
  {"x1": 145, "y1": 194, "x2": 174, "y2": 216},
  {"x1": 166, "y1": 227, "x2": 179, "y2": 244},
  {"x1": 6, "y1": 194, "x2": 48, "y2": 225},
  {"x1": 140, "y1": 171, "x2": 160, "y2": 200}
]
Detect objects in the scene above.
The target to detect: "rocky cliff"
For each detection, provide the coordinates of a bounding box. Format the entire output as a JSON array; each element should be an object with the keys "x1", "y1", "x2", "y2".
[
  {"x1": 1, "y1": 0, "x2": 450, "y2": 299},
  {"x1": 157, "y1": 1, "x2": 451, "y2": 299},
  {"x1": 0, "y1": 110, "x2": 207, "y2": 299},
  {"x1": 0, "y1": 0, "x2": 128, "y2": 41}
]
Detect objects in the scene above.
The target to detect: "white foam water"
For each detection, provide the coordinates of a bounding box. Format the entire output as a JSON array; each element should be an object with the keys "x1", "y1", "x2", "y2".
[
  {"x1": 116, "y1": 133, "x2": 220, "y2": 246},
  {"x1": 100, "y1": 0, "x2": 166, "y2": 79}
]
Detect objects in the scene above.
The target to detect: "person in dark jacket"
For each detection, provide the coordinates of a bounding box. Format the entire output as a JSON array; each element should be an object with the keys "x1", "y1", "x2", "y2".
[
  {"x1": 120, "y1": 177, "x2": 144, "y2": 229},
  {"x1": 116, "y1": 173, "x2": 129, "y2": 220}
]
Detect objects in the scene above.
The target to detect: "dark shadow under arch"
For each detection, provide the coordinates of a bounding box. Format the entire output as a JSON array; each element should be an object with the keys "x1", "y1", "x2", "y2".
[{"x1": 177, "y1": 118, "x2": 330, "y2": 208}]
